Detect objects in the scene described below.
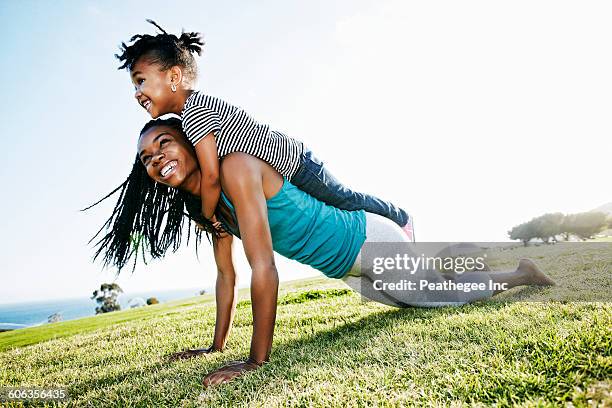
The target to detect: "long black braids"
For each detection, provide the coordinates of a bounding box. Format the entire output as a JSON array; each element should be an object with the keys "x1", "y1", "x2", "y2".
[
  {"x1": 115, "y1": 19, "x2": 204, "y2": 82},
  {"x1": 83, "y1": 118, "x2": 225, "y2": 273}
]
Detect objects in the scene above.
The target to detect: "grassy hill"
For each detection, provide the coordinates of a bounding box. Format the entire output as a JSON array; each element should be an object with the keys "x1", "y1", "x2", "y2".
[
  {"x1": 0, "y1": 243, "x2": 610, "y2": 407},
  {"x1": 592, "y1": 202, "x2": 612, "y2": 215}
]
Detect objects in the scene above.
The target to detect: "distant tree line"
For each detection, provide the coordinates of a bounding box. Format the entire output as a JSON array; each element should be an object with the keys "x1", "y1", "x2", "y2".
[{"x1": 508, "y1": 212, "x2": 611, "y2": 245}]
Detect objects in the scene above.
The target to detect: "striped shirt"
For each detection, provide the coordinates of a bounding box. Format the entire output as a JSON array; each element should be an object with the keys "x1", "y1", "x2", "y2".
[{"x1": 181, "y1": 91, "x2": 304, "y2": 180}]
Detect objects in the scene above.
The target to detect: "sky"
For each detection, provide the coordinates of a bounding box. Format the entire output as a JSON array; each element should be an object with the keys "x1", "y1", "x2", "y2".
[{"x1": 0, "y1": 0, "x2": 610, "y2": 304}]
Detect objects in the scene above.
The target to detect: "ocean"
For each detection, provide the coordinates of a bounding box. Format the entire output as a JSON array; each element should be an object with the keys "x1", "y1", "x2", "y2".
[{"x1": 0, "y1": 287, "x2": 212, "y2": 330}]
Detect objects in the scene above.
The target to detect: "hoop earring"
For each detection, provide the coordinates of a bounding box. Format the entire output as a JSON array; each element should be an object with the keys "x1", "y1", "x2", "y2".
[{"x1": 171, "y1": 83, "x2": 177, "y2": 92}]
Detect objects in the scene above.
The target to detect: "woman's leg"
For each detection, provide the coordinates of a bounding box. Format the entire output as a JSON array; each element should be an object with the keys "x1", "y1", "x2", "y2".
[
  {"x1": 486, "y1": 259, "x2": 555, "y2": 294},
  {"x1": 343, "y1": 213, "x2": 555, "y2": 307}
]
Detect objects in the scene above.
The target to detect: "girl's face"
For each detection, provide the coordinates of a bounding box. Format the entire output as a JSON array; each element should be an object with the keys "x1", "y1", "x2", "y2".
[
  {"x1": 130, "y1": 58, "x2": 177, "y2": 118},
  {"x1": 137, "y1": 125, "x2": 199, "y2": 191}
]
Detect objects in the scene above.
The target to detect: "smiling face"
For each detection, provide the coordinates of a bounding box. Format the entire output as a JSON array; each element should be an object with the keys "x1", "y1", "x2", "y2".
[
  {"x1": 138, "y1": 125, "x2": 200, "y2": 193},
  {"x1": 131, "y1": 58, "x2": 179, "y2": 118}
]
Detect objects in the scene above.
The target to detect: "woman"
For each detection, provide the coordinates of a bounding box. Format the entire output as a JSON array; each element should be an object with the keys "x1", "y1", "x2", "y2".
[{"x1": 90, "y1": 118, "x2": 554, "y2": 387}]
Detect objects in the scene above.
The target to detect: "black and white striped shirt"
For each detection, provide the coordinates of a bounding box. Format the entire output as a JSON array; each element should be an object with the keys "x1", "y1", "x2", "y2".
[{"x1": 181, "y1": 92, "x2": 304, "y2": 180}]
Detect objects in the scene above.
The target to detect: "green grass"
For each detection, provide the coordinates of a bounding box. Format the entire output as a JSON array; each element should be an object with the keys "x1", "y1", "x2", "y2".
[
  {"x1": 0, "y1": 243, "x2": 610, "y2": 407},
  {"x1": 0, "y1": 296, "x2": 211, "y2": 352},
  {"x1": 589, "y1": 236, "x2": 612, "y2": 242},
  {"x1": 0, "y1": 278, "x2": 343, "y2": 353}
]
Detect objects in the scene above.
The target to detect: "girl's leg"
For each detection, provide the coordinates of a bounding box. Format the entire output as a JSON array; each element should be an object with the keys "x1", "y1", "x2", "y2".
[
  {"x1": 291, "y1": 148, "x2": 412, "y2": 232},
  {"x1": 343, "y1": 213, "x2": 555, "y2": 308}
]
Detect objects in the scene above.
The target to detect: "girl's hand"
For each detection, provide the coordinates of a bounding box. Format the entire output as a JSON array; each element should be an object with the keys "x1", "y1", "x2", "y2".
[
  {"x1": 202, "y1": 360, "x2": 261, "y2": 387},
  {"x1": 167, "y1": 346, "x2": 219, "y2": 361},
  {"x1": 209, "y1": 215, "x2": 229, "y2": 237},
  {"x1": 194, "y1": 217, "x2": 229, "y2": 237},
  {"x1": 212, "y1": 220, "x2": 228, "y2": 237}
]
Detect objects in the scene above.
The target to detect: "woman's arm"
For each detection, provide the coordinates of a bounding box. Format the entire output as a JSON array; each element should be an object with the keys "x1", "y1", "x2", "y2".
[
  {"x1": 225, "y1": 155, "x2": 279, "y2": 363},
  {"x1": 211, "y1": 233, "x2": 238, "y2": 350},
  {"x1": 168, "y1": 232, "x2": 237, "y2": 361},
  {"x1": 202, "y1": 154, "x2": 279, "y2": 386}
]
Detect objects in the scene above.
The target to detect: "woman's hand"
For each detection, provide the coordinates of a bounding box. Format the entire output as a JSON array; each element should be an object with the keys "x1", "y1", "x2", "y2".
[
  {"x1": 202, "y1": 360, "x2": 261, "y2": 387},
  {"x1": 167, "y1": 346, "x2": 219, "y2": 361}
]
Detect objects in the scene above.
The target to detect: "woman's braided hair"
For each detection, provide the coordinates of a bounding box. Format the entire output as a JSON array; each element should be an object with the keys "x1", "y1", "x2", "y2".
[
  {"x1": 84, "y1": 118, "x2": 222, "y2": 273},
  {"x1": 116, "y1": 19, "x2": 204, "y2": 82}
]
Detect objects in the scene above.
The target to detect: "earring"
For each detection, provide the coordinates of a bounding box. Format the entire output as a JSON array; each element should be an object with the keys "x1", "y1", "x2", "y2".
[{"x1": 171, "y1": 83, "x2": 177, "y2": 92}]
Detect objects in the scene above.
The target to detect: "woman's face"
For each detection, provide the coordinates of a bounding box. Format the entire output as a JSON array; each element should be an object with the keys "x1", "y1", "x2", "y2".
[{"x1": 137, "y1": 125, "x2": 198, "y2": 189}]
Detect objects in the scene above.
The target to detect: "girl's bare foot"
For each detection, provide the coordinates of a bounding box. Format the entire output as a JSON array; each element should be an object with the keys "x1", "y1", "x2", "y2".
[{"x1": 518, "y1": 259, "x2": 556, "y2": 286}]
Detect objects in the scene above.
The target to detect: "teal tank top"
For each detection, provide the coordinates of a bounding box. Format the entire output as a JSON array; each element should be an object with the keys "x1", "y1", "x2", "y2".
[{"x1": 220, "y1": 179, "x2": 366, "y2": 279}]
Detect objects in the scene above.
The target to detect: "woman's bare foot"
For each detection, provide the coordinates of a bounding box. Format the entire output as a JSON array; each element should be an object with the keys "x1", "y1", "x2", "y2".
[
  {"x1": 202, "y1": 360, "x2": 260, "y2": 387},
  {"x1": 518, "y1": 259, "x2": 555, "y2": 286}
]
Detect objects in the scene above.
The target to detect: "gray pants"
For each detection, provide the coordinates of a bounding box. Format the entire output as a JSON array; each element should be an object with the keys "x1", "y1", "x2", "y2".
[{"x1": 343, "y1": 213, "x2": 494, "y2": 307}]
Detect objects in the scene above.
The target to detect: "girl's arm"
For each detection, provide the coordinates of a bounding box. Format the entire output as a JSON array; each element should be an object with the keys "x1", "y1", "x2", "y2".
[
  {"x1": 194, "y1": 133, "x2": 221, "y2": 220},
  {"x1": 202, "y1": 154, "x2": 279, "y2": 386}
]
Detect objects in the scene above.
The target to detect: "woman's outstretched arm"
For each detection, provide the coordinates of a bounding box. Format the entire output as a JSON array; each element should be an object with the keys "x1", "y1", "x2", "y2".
[
  {"x1": 167, "y1": 228, "x2": 238, "y2": 361},
  {"x1": 202, "y1": 153, "x2": 279, "y2": 386},
  {"x1": 211, "y1": 233, "x2": 238, "y2": 350},
  {"x1": 223, "y1": 154, "x2": 279, "y2": 363}
]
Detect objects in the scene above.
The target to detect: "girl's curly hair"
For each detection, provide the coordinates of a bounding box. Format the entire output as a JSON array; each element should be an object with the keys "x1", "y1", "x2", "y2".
[{"x1": 116, "y1": 19, "x2": 204, "y2": 83}]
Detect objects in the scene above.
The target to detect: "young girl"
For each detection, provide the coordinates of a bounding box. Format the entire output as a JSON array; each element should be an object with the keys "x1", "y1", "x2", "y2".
[
  {"x1": 116, "y1": 20, "x2": 414, "y2": 240},
  {"x1": 89, "y1": 118, "x2": 555, "y2": 387}
]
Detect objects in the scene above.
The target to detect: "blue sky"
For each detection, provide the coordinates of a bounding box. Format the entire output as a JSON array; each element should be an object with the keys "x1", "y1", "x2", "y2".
[{"x1": 1, "y1": 0, "x2": 610, "y2": 304}]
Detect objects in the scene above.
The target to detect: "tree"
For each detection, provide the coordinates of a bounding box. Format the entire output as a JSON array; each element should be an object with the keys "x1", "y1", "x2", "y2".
[
  {"x1": 513, "y1": 211, "x2": 608, "y2": 243},
  {"x1": 508, "y1": 221, "x2": 536, "y2": 246},
  {"x1": 146, "y1": 297, "x2": 159, "y2": 305},
  {"x1": 532, "y1": 213, "x2": 564, "y2": 243},
  {"x1": 560, "y1": 214, "x2": 576, "y2": 241},
  {"x1": 566, "y1": 212, "x2": 608, "y2": 240},
  {"x1": 91, "y1": 283, "x2": 123, "y2": 314}
]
